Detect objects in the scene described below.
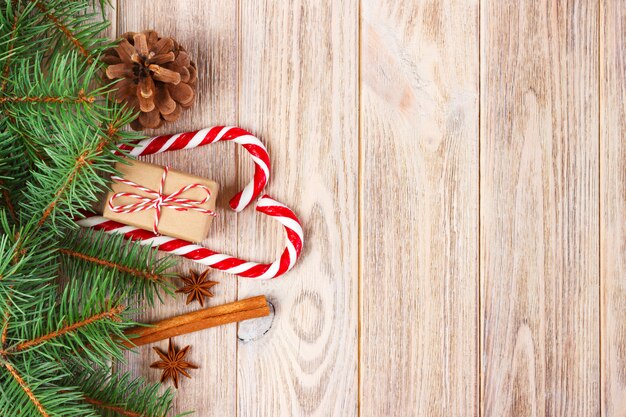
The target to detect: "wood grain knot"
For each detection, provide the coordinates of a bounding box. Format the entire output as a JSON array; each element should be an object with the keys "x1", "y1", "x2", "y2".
[{"x1": 289, "y1": 290, "x2": 324, "y2": 343}]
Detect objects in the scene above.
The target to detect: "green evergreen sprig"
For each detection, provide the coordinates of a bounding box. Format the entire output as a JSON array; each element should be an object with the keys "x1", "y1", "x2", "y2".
[
  {"x1": 0, "y1": 1, "x2": 184, "y2": 415},
  {"x1": 60, "y1": 230, "x2": 177, "y2": 304},
  {"x1": 74, "y1": 369, "x2": 190, "y2": 417}
]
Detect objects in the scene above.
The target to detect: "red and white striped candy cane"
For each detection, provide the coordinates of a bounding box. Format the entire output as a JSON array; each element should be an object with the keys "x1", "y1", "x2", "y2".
[
  {"x1": 78, "y1": 195, "x2": 303, "y2": 279},
  {"x1": 117, "y1": 126, "x2": 270, "y2": 212},
  {"x1": 79, "y1": 126, "x2": 303, "y2": 279}
]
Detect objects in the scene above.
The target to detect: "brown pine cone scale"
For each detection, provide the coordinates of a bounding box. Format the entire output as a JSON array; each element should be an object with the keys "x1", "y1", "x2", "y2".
[{"x1": 103, "y1": 30, "x2": 197, "y2": 130}]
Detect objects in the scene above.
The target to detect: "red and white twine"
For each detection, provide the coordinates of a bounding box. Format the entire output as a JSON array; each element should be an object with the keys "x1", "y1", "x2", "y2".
[
  {"x1": 108, "y1": 166, "x2": 216, "y2": 234},
  {"x1": 79, "y1": 126, "x2": 303, "y2": 279}
]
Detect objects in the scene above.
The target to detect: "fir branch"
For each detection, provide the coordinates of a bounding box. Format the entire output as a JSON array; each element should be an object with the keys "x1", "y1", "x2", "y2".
[
  {"x1": 1, "y1": 361, "x2": 50, "y2": 417},
  {"x1": 1, "y1": 313, "x2": 8, "y2": 345},
  {"x1": 4, "y1": 115, "x2": 48, "y2": 162},
  {"x1": 4, "y1": 269, "x2": 136, "y2": 367},
  {"x1": 36, "y1": 120, "x2": 122, "y2": 228},
  {"x1": 0, "y1": 1, "x2": 185, "y2": 414},
  {"x1": 0, "y1": 223, "x2": 59, "y2": 292},
  {"x1": 32, "y1": 0, "x2": 93, "y2": 63},
  {"x1": 0, "y1": 2, "x2": 25, "y2": 219},
  {"x1": 27, "y1": 0, "x2": 113, "y2": 62},
  {"x1": 0, "y1": 89, "x2": 96, "y2": 104},
  {"x1": 4, "y1": 53, "x2": 142, "y2": 231},
  {"x1": 0, "y1": 181, "x2": 16, "y2": 221},
  {"x1": 60, "y1": 248, "x2": 165, "y2": 282},
  {"x1": 21, "y1": 109, "x2": 140, "y2": 234},
  {"x1": 0, "y1": 9, "x2": 19, "y2": 93},
  {"x1": 82, "y1": 396, "x2": 146, "y2": 417},
  {"x1": 0, "y1": 356, "x2": 97, "y2": 416},
  {"x1": 2, "y1": 52, "x2": 106, "y2": 114},
  {"x1": 60, "y1": 230, "x2": 177, "y2": 303},
  {"x1": 1, "y1": 289, "x2": 11, "y2": 345},
  {"x1": 11, "y1": 233, "x2": 25, "y2": 264},
  {"x1": 6, "y1": 304, "x2": 124, "y2": 353},
  {"x1": 0, "y1": 2, "x2": 46, "y2": 92},
  {"x1": 74, "y1": 370, "x2": 178, "y2": 417},
  {"x1": 0, "y1": 52, "x2": 117, "y2": 172},
  {"x1": 37, "y1": 147, "x2": 93, "y2": 228}
]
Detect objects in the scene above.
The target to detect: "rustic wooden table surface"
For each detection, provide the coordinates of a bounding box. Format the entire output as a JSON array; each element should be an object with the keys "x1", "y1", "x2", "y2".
[{"x1": 109, "y1": 1, "x2": 625, "y2": 416}]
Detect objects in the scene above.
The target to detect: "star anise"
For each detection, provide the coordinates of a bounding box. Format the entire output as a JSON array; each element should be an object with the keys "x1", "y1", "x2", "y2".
[
  {"x1": 176, "y1": 268, "x2": 218, "y2": 307},
  {"x1": 150, "y1": 338, "x2": 198, "y2": 389}
]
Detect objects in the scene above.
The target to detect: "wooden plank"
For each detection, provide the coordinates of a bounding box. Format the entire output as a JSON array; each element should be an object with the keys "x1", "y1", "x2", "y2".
[
  {"x1": 360, "y1": 0, "x2": 479, "y2": 415},
  {"x1": 98, "y1": 0, "x2": 116, "y2": 39},
  {"x1": 236, "y1": 1, "x2": 359, "y2": 416},
  {"x1": 600, "y1": 2, "x2": 626, "y2": 416},
  {"x1": 480, "y1": 1, "x2": 599, "y2": 416},
  {"x1": 116, "y1": 1, "x2": 239, "y2": 415}
]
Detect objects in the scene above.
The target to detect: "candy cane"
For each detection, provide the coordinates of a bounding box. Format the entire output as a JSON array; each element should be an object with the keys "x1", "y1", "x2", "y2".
[
  {"x1": 79, "y1": 126, "x2": 303, "y2": 279},
  {"x1": 117, "y1": 126, "x2": 270, "y2": 212},
  {"x1": 78, "y1": 195, "x2": 303, "y2": 279}
]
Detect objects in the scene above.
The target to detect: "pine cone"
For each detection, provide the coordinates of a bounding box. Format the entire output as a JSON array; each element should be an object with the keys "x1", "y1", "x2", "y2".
[{"x1": 103, "y1": 30, "x2": 197, "y2": 130}]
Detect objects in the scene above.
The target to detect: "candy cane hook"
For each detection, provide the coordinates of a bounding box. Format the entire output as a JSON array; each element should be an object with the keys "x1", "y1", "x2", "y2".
[
  {"x1": 80, "y1": 126, "x2": 303, "y2": 279},
  {"x1": 117, "y1": 126, "x2": 270, "y2": 212}
]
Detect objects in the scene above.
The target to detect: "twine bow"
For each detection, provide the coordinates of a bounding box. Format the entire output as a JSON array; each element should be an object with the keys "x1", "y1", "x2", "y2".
[{"x1": 108, "y1": 166, "x2": 217, "y2": 234}]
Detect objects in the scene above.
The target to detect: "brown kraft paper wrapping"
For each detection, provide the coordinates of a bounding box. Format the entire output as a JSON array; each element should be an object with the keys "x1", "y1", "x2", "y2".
[{"x1": 102, "y1": 158, "x2": 219, "y2": 242}]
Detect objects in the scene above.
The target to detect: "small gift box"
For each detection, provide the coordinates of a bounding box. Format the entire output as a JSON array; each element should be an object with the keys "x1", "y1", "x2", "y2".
[{"x1": 103, "y1": 158, "x2": 219, "y2": 242}]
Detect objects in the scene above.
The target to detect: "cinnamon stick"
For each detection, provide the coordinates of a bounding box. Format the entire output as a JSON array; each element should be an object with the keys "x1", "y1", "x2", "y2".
[{"x1": 123, "y1": 296, "x2": 269, "y2": 347}]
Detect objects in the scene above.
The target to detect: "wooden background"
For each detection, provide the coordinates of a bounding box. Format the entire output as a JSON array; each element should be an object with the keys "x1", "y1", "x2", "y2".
[{"x1": 109, "y1": 1, "x2": 625, "y2": 416}]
